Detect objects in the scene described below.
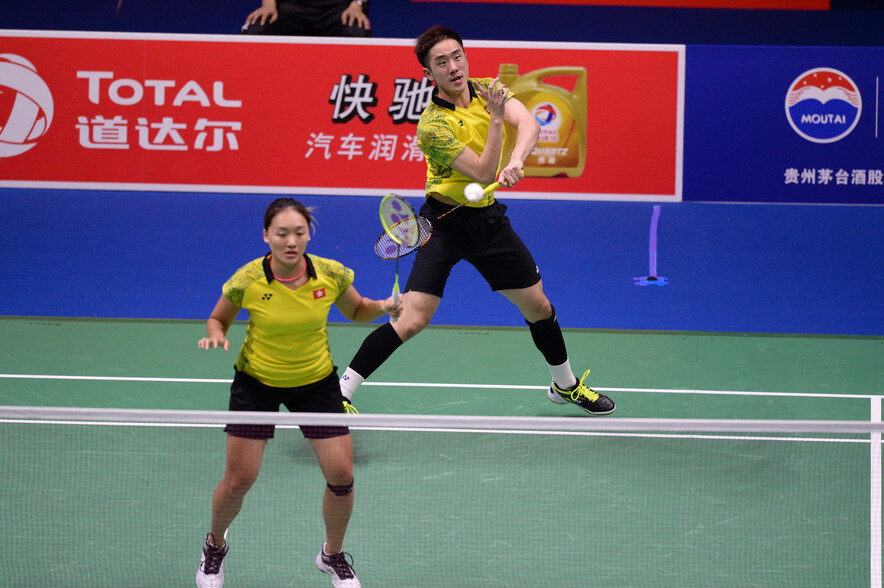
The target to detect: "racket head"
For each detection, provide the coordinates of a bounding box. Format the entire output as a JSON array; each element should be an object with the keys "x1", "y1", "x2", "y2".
[
  {"x1": 374, "y1": 217, "x2": 432, "y2": 260},
  {"x1": 379, "y1": 194, "x2": 417, "y2": 244}
]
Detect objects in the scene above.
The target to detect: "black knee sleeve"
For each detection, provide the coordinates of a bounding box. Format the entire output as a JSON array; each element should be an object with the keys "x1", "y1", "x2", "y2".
[
  {"x1": 348, "y1": 322, "x2": 403, "y2": 380},
  {"x1": 527, "y1": 305, "x2": 568, "y2": 366}
]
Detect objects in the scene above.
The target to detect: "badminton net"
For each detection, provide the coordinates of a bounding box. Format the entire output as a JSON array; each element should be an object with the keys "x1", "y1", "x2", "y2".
[{"x1": 0, "y1": 406, "x2": 878, "y2": 587}]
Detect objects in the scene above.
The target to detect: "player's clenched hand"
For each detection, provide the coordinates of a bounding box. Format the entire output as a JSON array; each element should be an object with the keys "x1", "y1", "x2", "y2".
[
  {"x1": 385, "y1": 295, "x2": 403, "y2": 319},
  {"x1": 498, "y1": 161, "x2": 525, "y2": 188},
  {"x1": 198, "y1": 337, "x2": 230, "y2": 351}
]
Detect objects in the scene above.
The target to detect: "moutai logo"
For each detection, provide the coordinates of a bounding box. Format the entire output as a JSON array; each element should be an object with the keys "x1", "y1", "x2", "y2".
[
  {"x1": 0, "y1": 54, "x2": 54, "y2": 158},
  {"x1": 785, "y1": 67, "x2": 861, "y2": 144}
]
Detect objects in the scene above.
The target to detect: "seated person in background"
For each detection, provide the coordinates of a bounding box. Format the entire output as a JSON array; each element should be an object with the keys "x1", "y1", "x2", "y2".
[{"x1": 242, "y1": 0, "x2": 371, "y2": 37}]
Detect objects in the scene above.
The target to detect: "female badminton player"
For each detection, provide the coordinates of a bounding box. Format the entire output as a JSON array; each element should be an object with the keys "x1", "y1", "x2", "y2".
[
  {"x1": 338, "y1": 25, "x2": 615, "y2": 417},
  {"x1": 195, "y1": 198, "x2": 399, "y2": 588}
]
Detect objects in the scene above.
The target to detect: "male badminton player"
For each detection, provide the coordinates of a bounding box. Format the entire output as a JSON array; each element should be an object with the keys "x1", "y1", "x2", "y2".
[
  {"x1": 195, "y1": 198, "x2": 399, "y2": 588},
  {"x1": 339, "y1": 25, "x2": 615, "y2": 416}
]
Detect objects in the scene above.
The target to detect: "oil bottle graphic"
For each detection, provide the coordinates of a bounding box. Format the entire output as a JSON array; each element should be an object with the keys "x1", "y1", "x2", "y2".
[{"x1": 498, "y1": 64, "x2": 587, "y2": 178}]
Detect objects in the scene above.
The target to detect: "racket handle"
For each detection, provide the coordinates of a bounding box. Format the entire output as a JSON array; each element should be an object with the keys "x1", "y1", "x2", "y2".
[
  {"x1": 438, "y1": 181, "x2": 504, "y2": 221},
  {"x1": 390, "y1": 287, "x2": 400, "y2": 323}
]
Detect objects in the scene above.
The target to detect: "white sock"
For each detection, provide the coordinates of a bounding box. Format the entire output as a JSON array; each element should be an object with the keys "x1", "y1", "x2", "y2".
[
  {"x1": 549, "y1": 359, "x2": 577, "y2": 390},
  {"x1": 339, "y1": 367, "x2": 365, "y2": 401}
]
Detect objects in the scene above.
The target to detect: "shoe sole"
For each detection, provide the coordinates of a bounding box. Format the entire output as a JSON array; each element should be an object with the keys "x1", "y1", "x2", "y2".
[{"x1": 548, "y1": 388, "x2": 616, "y2": 416}]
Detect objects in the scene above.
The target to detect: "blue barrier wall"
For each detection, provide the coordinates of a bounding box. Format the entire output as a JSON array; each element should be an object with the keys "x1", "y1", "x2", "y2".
[
  {"x1": 3, "y1": 5, "x2": 882, "y2": 334},
  {"x1": 1, "y1": 188, "x2": 881, "y2": 335}
]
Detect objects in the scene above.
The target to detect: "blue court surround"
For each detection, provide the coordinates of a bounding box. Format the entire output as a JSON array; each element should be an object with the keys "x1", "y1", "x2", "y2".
[
  {"x1": 1, "y1": 188, "x2": 880, "y2": 336},
  {"x1": 4, "y1": 0, "x2": 883, "y2": 337}
]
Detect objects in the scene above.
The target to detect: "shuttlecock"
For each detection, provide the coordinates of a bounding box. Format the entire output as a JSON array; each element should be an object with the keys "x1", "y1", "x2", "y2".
[{"x1": 464, "y1": 183, "x2": 484, "y2": 203}]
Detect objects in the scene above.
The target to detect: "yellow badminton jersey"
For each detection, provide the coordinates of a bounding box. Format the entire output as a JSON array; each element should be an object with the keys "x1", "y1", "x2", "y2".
[
  {"x1": 222, "y1": 253, "x2": 354, "y2": 388},
  {"x1": 417, "y1": 78, "x2": 514, "y2": 207}
]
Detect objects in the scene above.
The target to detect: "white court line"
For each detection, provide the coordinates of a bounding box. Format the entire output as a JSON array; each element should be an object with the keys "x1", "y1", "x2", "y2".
[
  {"x1": 0, "y1": 373, "x2": 880, "y2": 446},
  {"x1": 377, "y1": 382, "x2": 880, "y2": 401},
  {"x1": 0, "y1": 373, "x2": 879, "y2": 400},
  {"x1": 0, "y1": 374, "x2": 230, "y2": 384}
]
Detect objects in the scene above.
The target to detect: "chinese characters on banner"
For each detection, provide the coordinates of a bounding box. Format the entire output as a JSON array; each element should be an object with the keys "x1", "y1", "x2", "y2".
[
  {"x1": 785, "y1": 168, "x2": 884, "y2": 187},
  {"x1": 312, "y1": 74, "x2": 433, "y2": 162}
]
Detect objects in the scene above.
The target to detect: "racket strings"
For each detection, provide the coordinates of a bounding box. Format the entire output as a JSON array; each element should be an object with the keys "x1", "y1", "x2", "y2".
[
  {"x1": 380, "y1": 197, "x2": 416, "y2": 236},
  {"x1": 374, "y1": 217, "x2": 432, "y2": 260}
]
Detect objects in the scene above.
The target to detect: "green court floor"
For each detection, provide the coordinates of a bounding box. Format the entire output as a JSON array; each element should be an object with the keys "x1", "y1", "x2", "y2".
[
  {"x1": 0, "y1": 317, "x2": 882, "y2": 587},
  {"x1": 1, "y1": 316, "x2": 880, "y2": 417}
]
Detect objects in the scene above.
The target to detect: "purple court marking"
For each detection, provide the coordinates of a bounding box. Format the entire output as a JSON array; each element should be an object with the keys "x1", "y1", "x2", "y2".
[{"x1": 634, "y1": 204, "x2": 668, "y2": 286}]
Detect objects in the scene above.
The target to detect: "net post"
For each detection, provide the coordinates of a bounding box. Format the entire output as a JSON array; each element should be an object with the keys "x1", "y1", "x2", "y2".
[{"x1": 871, "y1": 396, "x2": 882, "y2": 588}]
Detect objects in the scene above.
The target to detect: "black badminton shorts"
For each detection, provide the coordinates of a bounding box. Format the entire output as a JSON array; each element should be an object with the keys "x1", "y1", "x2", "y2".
[
  {"x1": 405, "y1": 198, "x2": 541, "y2": 298},
  {"x1": 225, "y1": 368, "x2": 348, "y2": 440}
]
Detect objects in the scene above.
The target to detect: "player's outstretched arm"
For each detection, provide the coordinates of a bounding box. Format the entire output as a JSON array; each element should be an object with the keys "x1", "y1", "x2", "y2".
[
  {"x1": 499, "y1": 98, "x2": 539, "y2": 187},
  {"x1": 335, "y1": 285, "x2": 401, "y2": 323}
]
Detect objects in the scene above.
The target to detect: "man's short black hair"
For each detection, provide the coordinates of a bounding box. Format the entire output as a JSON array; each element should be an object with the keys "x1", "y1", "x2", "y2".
[{"x1": 415, "y1": 25, "x2": 464, "y2": 69}]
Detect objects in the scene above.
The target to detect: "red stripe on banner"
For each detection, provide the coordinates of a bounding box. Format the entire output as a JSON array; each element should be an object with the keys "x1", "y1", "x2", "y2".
[{"x1": 409, "y1": 0, "x2": 830, "y2": 8}]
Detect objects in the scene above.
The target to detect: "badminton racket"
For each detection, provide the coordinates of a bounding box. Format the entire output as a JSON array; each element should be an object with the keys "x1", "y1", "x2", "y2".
[
  {"x1": 374, "y1": 182, "x2": 502, "y2": 303},
  {"x1": 378, "y1": 194, "x2": 423, "y2": 322}
]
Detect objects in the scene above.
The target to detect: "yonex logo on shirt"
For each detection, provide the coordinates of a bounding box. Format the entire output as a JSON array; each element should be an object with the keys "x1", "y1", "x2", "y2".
[{"x1": 262, "y1": 294, "x2": 272, "y2": 300}]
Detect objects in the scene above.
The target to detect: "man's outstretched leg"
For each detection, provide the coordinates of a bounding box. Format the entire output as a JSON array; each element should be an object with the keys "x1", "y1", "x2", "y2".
[{"x1": 340, "y1": 292, "x2": 440, "y2": 402}]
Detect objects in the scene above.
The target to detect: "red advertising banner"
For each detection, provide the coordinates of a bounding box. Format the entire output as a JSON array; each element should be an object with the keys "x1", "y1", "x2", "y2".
[
  {"x1": 0, "y1": 32, "x2": 683, "y2": 201},
  {"x1": 410, "y1": 0, "x2": 829, "y2": 7}
]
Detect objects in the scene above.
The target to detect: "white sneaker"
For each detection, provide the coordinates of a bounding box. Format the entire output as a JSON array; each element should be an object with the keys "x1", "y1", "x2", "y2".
[
  {"x1": 196, "y1": 533, "x2": 228, "y2": 588},
  {"x1": 315, "y1": 544, "x2": 361, "y2": 587}
]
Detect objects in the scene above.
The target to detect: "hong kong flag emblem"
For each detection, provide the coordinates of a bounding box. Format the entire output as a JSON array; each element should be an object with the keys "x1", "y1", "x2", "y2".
[{"x1": 313, "y1": 288, "x2": 326, "y2": 300}]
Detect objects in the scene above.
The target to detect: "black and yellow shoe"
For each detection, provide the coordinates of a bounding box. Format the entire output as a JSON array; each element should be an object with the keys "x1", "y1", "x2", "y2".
[{"x1": 548, "y1": 370, "x2": 615, "y2": 416}]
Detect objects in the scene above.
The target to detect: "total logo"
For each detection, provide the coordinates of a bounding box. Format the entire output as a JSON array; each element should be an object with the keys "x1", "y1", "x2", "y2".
[
  {"x1": 533, "y1": 103, "x2": 557, "y2": 126},
  {"x1": 532, "y1": 102, "x2": 560, "y2": 142},
  {"x1": 0, "y1": 54, "x2": 54, "y2": 159},
  {"x1": 785, "y1": 67, "x2": 861, "y2": 144}
]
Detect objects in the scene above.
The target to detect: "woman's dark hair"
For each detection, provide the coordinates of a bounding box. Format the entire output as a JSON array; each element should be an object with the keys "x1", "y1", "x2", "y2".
[{"x1": 263, "y1": 198, "x2": 313, "y2": 230}]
